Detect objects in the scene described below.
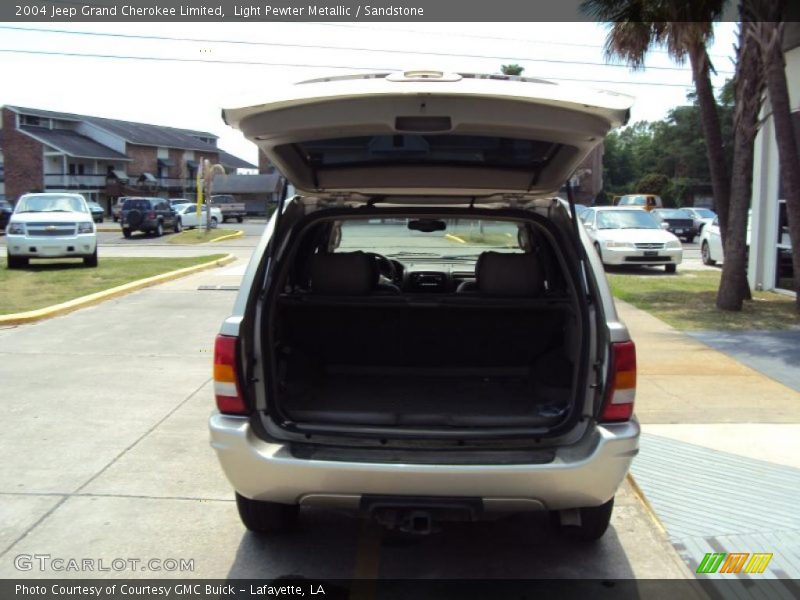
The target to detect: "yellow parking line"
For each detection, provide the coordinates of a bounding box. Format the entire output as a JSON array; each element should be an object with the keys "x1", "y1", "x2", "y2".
[
  {"x1": 349, "y1": 519, "x2": 382, "y2": 600},
  {"x1": 445, "y1": 233, "x2": 466, "y2": 244}
]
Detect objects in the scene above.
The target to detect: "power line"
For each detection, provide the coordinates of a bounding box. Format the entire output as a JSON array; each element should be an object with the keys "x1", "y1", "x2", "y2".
[
  {"x1": 309, "y1": 22, "x2": 736, "y2": 62},
  {"x1": 0, "y1": 47, "x2": 698, "y2": 88},
  {"x1": 0, "y1": 25, "x2": 736, "y2": 75}
]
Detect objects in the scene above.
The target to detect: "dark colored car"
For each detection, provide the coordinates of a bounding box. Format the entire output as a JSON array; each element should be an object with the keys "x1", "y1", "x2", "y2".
[
  {"x1": 0, "y1": 200, "x2": 12, "y2": 231},
  {"x1": 651, "y1": 208, "x2": 697, "y2": 242},
  {"x1": 120, "y1": 197, "x2": 181, "y2": 238},
  {"x1": 86, "y1": 200, "x2": 105, "y2": 223}
]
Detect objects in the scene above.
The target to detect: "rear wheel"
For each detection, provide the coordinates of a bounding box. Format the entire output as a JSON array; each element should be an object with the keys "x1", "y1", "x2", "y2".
[
  {"x1": 210, "y1": 217, "x2": 219, "y2": 229},
  {"x1": 235, "y1": 493, "x2": 298, "y2": 534},
  {"x1": 174, "y1": 218, "x2": 182, "y2": 233},
  {"x1": 122, "y1": 229, "x2": 132, "y2": 239},
  {"x1": 155, "y1": 221, "x2": 164, "y2": 237},
  {"x1": 236, "y1": 216, "x2": 244, "y2": 223},
  {"x1": 83, "y1": 249, "x2": 98, "y2": 268},
  {"x1": 555, "y1": 497, "x2": 614, "y2": 542},
  {"x1": 7, "y1": 255, "x2": 28, "y2": 269},
  {"x1": 701, "y1": 241, "x2": 715, "y2": 265},
  {"x1": 665, "y1": 264, "x2": 677, "y2": 273}
]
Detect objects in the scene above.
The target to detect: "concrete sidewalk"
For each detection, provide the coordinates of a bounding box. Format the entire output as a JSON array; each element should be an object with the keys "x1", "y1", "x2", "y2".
[{"x1": 616, "y1": 299, "x2": 800, "y2": 583}]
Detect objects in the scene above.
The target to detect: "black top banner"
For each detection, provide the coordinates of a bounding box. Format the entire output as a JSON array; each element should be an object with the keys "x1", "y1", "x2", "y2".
[{"x1": 2, "y1": 0, "x2": 742, "y2": 22}]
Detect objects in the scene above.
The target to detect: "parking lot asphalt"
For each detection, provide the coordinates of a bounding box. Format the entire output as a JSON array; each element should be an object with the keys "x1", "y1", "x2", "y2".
[{"x1": 0, "y1": 252, "x2": 692, "y2": 581}]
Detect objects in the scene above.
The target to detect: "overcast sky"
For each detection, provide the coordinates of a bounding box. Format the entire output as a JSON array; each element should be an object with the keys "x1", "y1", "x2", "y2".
[{"x1": 0, "y1": 21, "x2": 739, "y2": 164}]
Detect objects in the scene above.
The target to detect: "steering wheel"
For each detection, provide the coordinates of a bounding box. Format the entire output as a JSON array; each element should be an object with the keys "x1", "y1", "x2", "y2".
[{"x1": 365, "y1": 252, "x2": 397, "y2": 283}]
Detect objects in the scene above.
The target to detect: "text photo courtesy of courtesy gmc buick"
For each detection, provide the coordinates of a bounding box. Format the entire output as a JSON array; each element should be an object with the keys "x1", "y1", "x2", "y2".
[{"x1": 209, "y1": 70, "x2": 640, "y2": 541}]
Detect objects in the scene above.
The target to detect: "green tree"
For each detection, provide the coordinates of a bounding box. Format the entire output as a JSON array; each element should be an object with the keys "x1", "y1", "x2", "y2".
[{"x1": 500, "y1": 64, "x2": 524, "y2": 76}]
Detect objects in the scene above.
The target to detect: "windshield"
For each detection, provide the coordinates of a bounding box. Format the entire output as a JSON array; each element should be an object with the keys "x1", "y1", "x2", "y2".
[
  {"x1": 693, "y1": 208, "x2": 715, "y2": 218},
  {"x1": 597, "y1": 210, "x2": 659, "y2": 230},
  {"x1": 335, "y1": 217, "x2": 523, "y2": 258},
  {"x1": 15, "y1": 194, "x2": 87, "y2": 214}
]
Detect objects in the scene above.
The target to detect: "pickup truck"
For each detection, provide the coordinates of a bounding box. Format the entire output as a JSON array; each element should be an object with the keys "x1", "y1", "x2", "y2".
[{"x1": 209, "y1": 194, "x2": 246, "y2": 223}]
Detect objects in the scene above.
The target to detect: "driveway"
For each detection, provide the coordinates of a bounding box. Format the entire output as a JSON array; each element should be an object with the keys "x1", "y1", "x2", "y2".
[{"x1": 0, "y1": 251, "x2": 689, "y2": 581}]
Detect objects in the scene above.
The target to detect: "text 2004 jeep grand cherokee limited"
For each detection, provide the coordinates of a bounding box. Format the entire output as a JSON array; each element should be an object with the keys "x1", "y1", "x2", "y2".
[{"x1": 209, "y1": 70, "x2": 639, "y2": 541}]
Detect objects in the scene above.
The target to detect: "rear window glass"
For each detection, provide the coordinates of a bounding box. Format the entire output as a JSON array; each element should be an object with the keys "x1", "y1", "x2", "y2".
[
  {"x1": 291, "y1": 135, "x2": 561, "y2": 169},
  {"x1": 335, "y1": 217, "x2": 523, "y2": 258},
  {"x1": 122, "y1": 199, "x2": 152, "y2": 210}
]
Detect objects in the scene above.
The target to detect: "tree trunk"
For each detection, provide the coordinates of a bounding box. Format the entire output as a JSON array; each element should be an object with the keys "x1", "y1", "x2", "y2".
[
  {"x1": 761, "y1": 21, "x2": 800, "y2": 311},
  {"x1": 688, "y1": 43, "x2": 731, "y2": 247},
  {"x1": 717, "y1": 22, "x2": 762, "y2": 310}
]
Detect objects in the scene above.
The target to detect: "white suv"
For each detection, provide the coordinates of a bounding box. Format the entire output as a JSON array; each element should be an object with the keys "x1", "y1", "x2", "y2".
[
  {"x1": 209, "y1": 71, "x2": 639, "y2": 541},
  {"x1": 6, "y1": 192, "x2": 98, "y2": 268}
]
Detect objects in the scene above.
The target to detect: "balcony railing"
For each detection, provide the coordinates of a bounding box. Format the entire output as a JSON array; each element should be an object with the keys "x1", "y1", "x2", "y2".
[
  {"x1": 44, "y1": 174, "x2": 109, "y2": 188},
  {"x1": 45, "y1": 174, "x2": 197, "y2": 192}
]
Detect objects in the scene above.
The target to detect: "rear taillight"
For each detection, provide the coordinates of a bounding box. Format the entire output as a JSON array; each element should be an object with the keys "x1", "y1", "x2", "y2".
[
  {"x1": 147, "y1": 211, "x2": 156, "y2": 219},
  {"x1": 599, "y1": 340, "x2": 636, "y2": 422},
  {"x1": 214, "y1": 334, "x2": 248, "y2": 415}
]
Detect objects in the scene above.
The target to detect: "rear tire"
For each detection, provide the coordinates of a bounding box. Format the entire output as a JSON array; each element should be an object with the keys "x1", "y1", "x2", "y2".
[
  {"x1": 174, "y1": 218, "x2": 182, "y2": 233},
  {"x1": 7, "y1": 255, "x2": 28, "y2": 269},
  {"x1": 665, "y1": 264, "x2": 677, "y2": 273},
  {"x1": 236, "y1": 216, "x2": 244, "y2": 223},
  {"x1": 235, "y1": 493, "x2": 298, "y2": 534},
  {"x1": 701, "y1": 241, "x2": 715, "y2": 265},
  {"x1": 155, "y1": 222, "x2": 164, "y2": 237},
  {"x1": 122, "y1": 229, "x2": 132, "y2": 239},
  {"x1": 83, "y1": 250, "x2": 98, "y2": 268},
  {"x1": 210, "y1": 217, "x2": 219, "y2": 229},
  {"x1": 556, "y1": 497, "x2": 614, "y2": 542}
]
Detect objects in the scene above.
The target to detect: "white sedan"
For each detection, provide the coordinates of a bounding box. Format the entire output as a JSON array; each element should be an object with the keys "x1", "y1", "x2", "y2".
[
  {"x1": 581, "y1": 206, "x2": 683, "y2": 273},
  {"x1": 173, "y1": 203, "x2": 222, "y2": 229},
  {"x1": 699, "y1": 216, "x2": 724, "y2": 265}
]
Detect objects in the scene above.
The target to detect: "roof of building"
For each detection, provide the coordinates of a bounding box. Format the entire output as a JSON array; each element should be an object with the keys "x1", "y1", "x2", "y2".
[
  {"x1": 211, "y1": 173, "x2": 283, "y2": 194},
  {"x1": 217, "y1": 149, "x2": 257, "y2": 170},
  {"x1": 5, "y1": 105, "x2": 219, "y2": 152},
  {"x1": 19, "y1": 126, "x2": 131, "y2": 161}
]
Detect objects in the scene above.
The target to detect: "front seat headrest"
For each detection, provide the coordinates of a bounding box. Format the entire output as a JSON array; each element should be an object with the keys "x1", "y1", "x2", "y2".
[
  {"x1": 308, "y1": 251, "x2": 375, "y2": 295},
  {"x1": 476, "y1": 251, "x2": 545, "y2": 296}
]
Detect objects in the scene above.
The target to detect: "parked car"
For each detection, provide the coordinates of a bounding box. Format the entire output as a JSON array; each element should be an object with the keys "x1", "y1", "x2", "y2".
[
  {"x1": 173, "y1": 203, "x2": 222, "y2": 229},
  {"x1": 651, "y1": 208, "x2": 697, "y2": 242},
  {"x1": 111, "y1": 197, "x2": 130, "y2": 222},
  {"x1": 0, "y1": 200, "x2": 13, "y2": 231},
  {"x1": 209, "y1": 71, "x2": 640, "y2": 541},
  {"x1": 682, "y1": 207, "x2": 717, "y2": 235},
  {"x1": 120, "y1": 197, "x2": 180, "y2": 238},
  {"x1": 616, "y1": 194, "x2": 663, "y2": 211},
  {"x1": 699, "y1": 216, "x2": 723, "y2": 265},
  {"x1": 209, "y1": 194, "x2": 246, "y2": 223},
  {"x1": 5, "y1": 192, "x2": 97, "y2": 268},
  {"x1": 582, "y1": 206, "x2": 682, "y2": 272},
  {"x1": 86, "y1": 200, "x2": 105, "y2": 223}
]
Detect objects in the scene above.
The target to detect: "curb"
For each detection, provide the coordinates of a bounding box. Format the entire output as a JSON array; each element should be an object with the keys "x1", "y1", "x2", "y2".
[
  {"x1": 626, "y1": 472, "x2": 668, "y2": 536},
  {"x1": 0, "y1": 253, "x2": 237, "y2": 326},
  {"x1": 211, "y1": 230, "x2": 244, "y2": 243}
]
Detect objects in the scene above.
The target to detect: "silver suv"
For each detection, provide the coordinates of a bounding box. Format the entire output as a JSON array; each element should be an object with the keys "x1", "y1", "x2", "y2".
[{"x1": 209, "y1": 71, "x2": 639, "y2": 541}]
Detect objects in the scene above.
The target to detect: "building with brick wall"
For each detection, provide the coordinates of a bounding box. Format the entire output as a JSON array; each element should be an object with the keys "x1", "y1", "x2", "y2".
[{"x1": 0, "y1": 105, "x2": 255, "y2": 215}]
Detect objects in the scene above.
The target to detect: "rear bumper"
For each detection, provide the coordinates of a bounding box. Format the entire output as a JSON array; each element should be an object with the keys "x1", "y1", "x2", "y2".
[
  {"x1": 6, "y1": 234, "x2": 97, "y2": 258},
  {"x1": 209, "y1": 414, "x2": 640, "y2": 511}
]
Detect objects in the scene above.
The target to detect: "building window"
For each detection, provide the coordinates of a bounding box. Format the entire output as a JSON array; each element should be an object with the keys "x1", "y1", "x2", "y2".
[
  {"x1": 21, "y1": 115, "x2": 41, "y2": 126},
  {"x1": 69, "y1": 163, "x2": 76, "y2": 175}
]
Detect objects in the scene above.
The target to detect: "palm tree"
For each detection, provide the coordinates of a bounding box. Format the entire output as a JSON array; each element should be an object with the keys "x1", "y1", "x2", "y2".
[
  {"x1": 581, "y1": 0, "x2": 756, "y2": 308},
  {"x1": 717, "y1": 20, "x2": 763, "y2": 309},
  {"x1": 197, "y1": 158, "x2": 226, "y2": 232},
  {"x1": 501, "y1": 64, "x2": 524, "y2": 76}
]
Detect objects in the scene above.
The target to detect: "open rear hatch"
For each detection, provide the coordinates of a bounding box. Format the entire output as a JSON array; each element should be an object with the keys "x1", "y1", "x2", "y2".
[
  {"x1": 223, "y1": 71, "x2": 631, "y2": 197},
  {"x1": 224, "y1": 71, "x2": 632, "y2": 441}
]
